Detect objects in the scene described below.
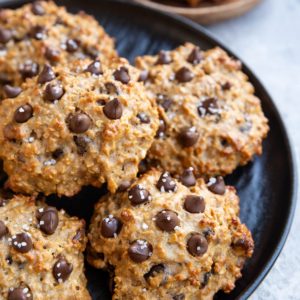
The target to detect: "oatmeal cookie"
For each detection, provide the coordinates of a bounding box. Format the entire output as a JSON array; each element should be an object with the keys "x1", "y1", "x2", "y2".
[
  {"x1": 135, "y1": 43, "x2": 269, "y2": 177},
  {"x1": 0, "y1": 194, "x2": 90, "y2": 299},
  {"x1": 0, "y1": 58, "x2": 158, "y2": 196},
  {"x1": 0, "y1": 1, "x2": 117, "y2": 99},
  {"x1": 88, "y1": 170, "x2": 254, "y2": 300}
]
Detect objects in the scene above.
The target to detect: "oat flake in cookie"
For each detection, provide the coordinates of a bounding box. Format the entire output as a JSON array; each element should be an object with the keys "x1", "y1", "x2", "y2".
[
  {"x1": 0, "y1": 59, "x2": 158, "y2": 196},
  {"x1": 0, "y1": 1, "x2": 117, "y2": 99},
  {"x1": 88, "y1": 170, "x2": 254, "y2": 300},
  {"x1": 0, "y1": 195, "x2": 90, "y2": 299},
  {"x1": 135, "y1": 43, "x2": 269, "y2": 177}
]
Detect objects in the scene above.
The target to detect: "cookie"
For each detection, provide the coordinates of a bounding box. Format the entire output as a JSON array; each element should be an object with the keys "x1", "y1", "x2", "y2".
[
  {"x1": 0, "y1": 194, "x2": 90, "y2": 299},
  {"x1": 88, "y1": 170, "x2": 254, "y2": 300},
  {"x1": 0, "y1": 1, "x2": 117, "y2": 99},
  {"x1": 135, "y1": 43, "x2": 269, "y2": 177},
  {"x1": 0, "y1": 58, "x2": 159, "y2": 196}
]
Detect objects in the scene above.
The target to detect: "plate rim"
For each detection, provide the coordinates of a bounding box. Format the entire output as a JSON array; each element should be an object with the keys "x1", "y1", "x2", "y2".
[{"x1": 0, "y1": 0, "x2": 297, "y2": 299}]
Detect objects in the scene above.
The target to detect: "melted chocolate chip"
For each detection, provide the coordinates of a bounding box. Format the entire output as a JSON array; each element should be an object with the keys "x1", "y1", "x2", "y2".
[
  {"x1": 12, "y1": 233, "x2": 32, "y2": 253},
  {"x1": 44, "y1": 81, "x2": 64, "y2": 102},
  {"x1": 144, "y1": 264, "x2": 166, "y2": 286},
  {"x1": 52, "y1": 148, "x2": 64, "y2": 160},
  {"x1": 30, "y1": 25, "x2": 46, "y2": 40},
  {"x1": 4, "y1": 85, "x2": 22, "y2": 98},
  {"x1": 157, "y1": 94, "x2": 172, "y2": 112},
  {"x1": 128, "y1": 185, "x2": 151, "y2": 206},
  {"x1": 128, "y1": 240, "x2": 153, "y2": 263},
  {"x1": 178, "y1": 127, "x2": 199, "y2": 147},
  {"x1": 156, "y1": 172, "x2": 177, "y2": 192},
  {"x1": 104, "y1": 82, "x2": 119, "y2": 95},
  {"x1": 184, "y1": 195, "x2": 205, "y2": 214},
  {"x1": 8, "y1": 287, "x2": 32, "y2": 300},
  {"x1": 37, "y1": 207, "x2": 59, "y2": 235},
  {"x1": 187, "y1": 234, "x2": 208, "y2": 257},
  {"x1": 73, "y1": 136, "x2": 90, "y2": 155},
  {"x1": 67, "y1": 113, "x2": 91, "y2": 134},
  {"x1": 197, "y1": 97, "x2": 219, "y2": 117},
  {"x1": 19, "y1": 61, "x2": 39, "y2": 79},
  {"x1": 0, "y1": 28, "x2": 12, "y2": 44},
  {"x1": 45, "y1": 47, "x2": 60, "y2": 63},
  {"x1": 137, "y1": 113, "x2": 150, "y2": 124},
  {"x1": 155, "y1": 210, "x2": 179, "y2": 232},
  {"x1": 0, "y1": 220, "x2": 7, "y2": 239},
  {"x1": 103, "y1": 98, "x2": 123, "y2": 120},
  {"x1": 156, "y1": 119, "x2": 166, "y2": 138},
  {"x1": 156, "y1": 50, "x2": 172, "y2": 65},
  {"x1": 38, "y1": 64, "x2": 55, "y2": 84},
  {"x1": 117, "y1": 181, "x2": 132, "y2": 192},
  {"x1": 113, "y1": 67, "x2": 130, "y2": 84},
  {"x1": 86, "y1": 60, "x2": 102, "y2": 75},
  {"x1": 175, "y1": 67, "x2": 194, "y2": 83},
  {"x1": 173, "y1": 294, "x2": 185, "y2": 300},
  {"x1": 187, "y1": 46, "x2": 202, "y2": 65},
  {"x1": 66, "y1": 39, "x2": 79, "y2": 52},
  {"x1": 138, "y1": 70, "x2": 148, "y2": 82},
  {"x1": 180, "y1": 167, "x2": 196, "y2": 187},
  {"x1": 207, "y1": 176, "x2": 226, "y2": 195},
  {"x1": 101, "y1": 216, "x2": 122, "y2": 238},
  {"x1": 31, "y1": 1, "x2": 45, "y2": 15},
  {"x1": 14, "y1": 104, "x2": 33, "y2": 123},
  {"x1": 53, "y1": 258, "x2": 73, "y2": 282}
]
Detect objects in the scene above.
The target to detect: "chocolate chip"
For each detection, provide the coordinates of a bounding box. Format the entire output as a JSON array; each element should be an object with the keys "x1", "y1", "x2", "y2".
[
  {"x1": 86, "y1": 60, "x2": 102, "y2": 75},
  {"x1": 103, "y1": 98, "x2": 123, "y2": 120},
  {"x1": 197, "y1": 97, "x2": 219, "y2": 117},
  {"x1": 201, "y1": 272, "x2": 212, "y2": 288},
  {"x1": 14, "y1": 104, "x2": 33, "y2": 123},
  {"x1": 72, "y1": 228, "x2": 85, "y2": 242},
  {"x1": 128, "y1": 184, "x2": 151, "y2": 206},
  {"x1": 0, "y1": 220, "x2": 7, "y2": 239},
  {"x1": 84, "y1": 46, "x2": 100, "y2": 59},
  {"x1": 137, "y1": 113, "x2": 150, "y2": 124},
  {"x1": 0, "y1": 28, "x2": 12, "y2": 44},
  {"x1": 45, "y1": 47, "x2": 60, "y2": 63},
  {"x1": 101, "y1": 216, "x2": 122, "y2": 238},
  {"x1": 155, "y1": 210, "x2": 179, "y2": 232},
  {"x1": 184, "y1": 195, "x2": 205, "y2": 214},
  {"x1": 173, "y1": 294, "x2": 185, "y2": 300},
  {"x1": 97, "y1": 99, "x2": 106, "y2": 106},
  {"x1": 175, "y1": 67, "x2": 194, "y2": 83},
  {"x1": 67, "y1": 113, "x2": 91, "y2": 134},
  {"x1": 36, "y1": 206, "x2": 57, "y2": 220},
  {"x1": 128, "y1": 240, "x2": 153, "y2": 263},
  {"x1": 117, "y1": 181, "x2": 132, "y2": 192},
  {"x1": 52, "y1": 148, "x2": 64, "y2": 160},
  {"x1": 0, "y1": 73, "x2": 12, "y2": 85},
  {"x1": 53, "y1": 258, "x2": 73, "y2": 282},
  {"x1": 144, "y1": 264, "x2": 166, "y2": 286},
  {"x1": 156, "y1": 50, "x2": 172, "y2": 65},
  {"x1": 38, "y1": 64, "x2": 55, "y2": 84},
  {"x1": 180, "y1": 167, "x2": 196, "y2": 187},
  {"x1": 73, "y1": 136, "x2": 90, "y2": 155},
  {"x1": 156, "y1": 172, "x2": 177, "y2": 192},
  {"x1": 222, "y1": 81, "x2": 232, "y2": 90},
  {"x1": 207, "y1": 176, "x2": 226, "y2": 195},
  {"x1": 157, "y1": 94, "x2": 172, "y2": 112},
  {"x1": 8, "y1": 287, "x2": 32, "y2": 300},
  {"x1": 156, "y1": 119, "x2": 166, "y2": 138},
  {"x1": 66, "y1": 39, "x2": 79, "y2": 52},
  {"x1": 37, "y1": 207, "x2": 59, "y2": 235},
  {"x1": 113, "y1": 67, "x2": 130, "y2": 84},
  {"x1": 44, "y1": 81, "x2": 64, "y2": 102},
  {"x1": 187, "y1": 234, "x2": 208, "y2": 257},
  {"x1": 3, "y1": 85, "x2": 22, "y2": 98},
  {"x1": 19, "y1": 61, "x2": 39, "y2": 79},
  {"x1": 138, "y1": 70, "x2": 148, "y2": 82},
  {"x1": 30, "y1": 25, "x2": 46, "y2": 40},
  {"x1": 31, "y1": 1, "x2": 45, "y2": 15},
  {"x1": 178, "y1": 127, "x2": 199, "y2": 147},
  {"x1": 12, "y1": 233, "x2": 32, "y2": 253},
  {"x1": 187, "y1": 46, "x2": 202, "y2": 65},
  {"x1": 104, "y1": 82, "x2": 119, "y2": 95}
]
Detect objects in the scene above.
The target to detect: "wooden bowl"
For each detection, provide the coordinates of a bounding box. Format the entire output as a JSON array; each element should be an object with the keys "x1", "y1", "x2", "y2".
[{"x1": 133, "y1": 0, "x2": 262, "y2": 24}]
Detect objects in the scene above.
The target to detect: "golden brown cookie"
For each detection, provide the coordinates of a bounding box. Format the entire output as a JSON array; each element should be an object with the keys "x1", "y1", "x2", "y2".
[
  {"x1": 135, "y1": 43, "x2": 269, "y2": 177},
  {"x1": 88, "y1": 170, "x2": 254, "y2": 300},
  {"x1": 0, "y1": 1, "x2": 117, "y2": 99},
  {"x1": 0, "y1": 195, "x2": 90, "y2": 299},
  {"x1": 0, "y1": 58, "x2": 158, "y2": 196}
]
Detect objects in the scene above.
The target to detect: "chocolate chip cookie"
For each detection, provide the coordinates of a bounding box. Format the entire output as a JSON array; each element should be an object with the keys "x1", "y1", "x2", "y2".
[
  {"x1": 88, "y1": 170, "x2": 254, "y2": 300},
  {"x1": 135, "y1": 43, "x2": 269, "y2": 177},
  {"x1": 0, "y1": 59, "x2": 158, "y2": 196},
  {"x1": 0, "y1": 1, "x2": 117, "y2": 99},
  {"x1": 0, "y1": 194, "x2": 90, "y2": 299}
]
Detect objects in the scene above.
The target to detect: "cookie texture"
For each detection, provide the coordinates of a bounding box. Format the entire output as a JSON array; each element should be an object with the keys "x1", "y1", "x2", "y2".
[
  {"x1": 0, "y1": 58, "x2": 158, "y2": 196},
  {"x1": 0, "y1": 195, "x2": 90, "y2": 300},
  {"x1": 0, "y1": 0, "x2": 117, "y2": 99},
  {"x1": 135, "y1": 43, "x2": 269, "y2": 177},
  {"x1": 88, "y1": 170, "x2": 254, "y2": 300}
]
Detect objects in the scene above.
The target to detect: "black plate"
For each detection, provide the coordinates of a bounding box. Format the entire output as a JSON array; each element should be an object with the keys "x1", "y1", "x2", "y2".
[{"x1": 1, "y1": 0, "x2": 297, "y2": 299}]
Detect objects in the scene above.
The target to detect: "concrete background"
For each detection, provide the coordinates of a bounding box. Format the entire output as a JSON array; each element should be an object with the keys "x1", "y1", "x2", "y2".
[{"x1": 207, "y1": 0, "x2": 300, "y2": 298}]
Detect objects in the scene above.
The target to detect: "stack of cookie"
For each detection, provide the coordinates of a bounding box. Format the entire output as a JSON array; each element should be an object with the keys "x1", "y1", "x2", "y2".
[{"x1": 0, "y1": 1, "x2": 268, "y2": 300}]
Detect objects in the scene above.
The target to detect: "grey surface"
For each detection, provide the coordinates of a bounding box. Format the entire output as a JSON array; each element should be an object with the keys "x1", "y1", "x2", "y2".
[{"x1": 207, "y1": 0, "x2": 300, "y2": 299}]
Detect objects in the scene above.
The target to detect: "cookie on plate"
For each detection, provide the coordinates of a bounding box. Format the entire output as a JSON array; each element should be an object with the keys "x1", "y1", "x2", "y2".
[
  {"x1": 0, "y1": 58, "x2": 158, "y2": 196},
  {"x1": 135, "y1": 43, "x2": 269, "y2": 177},
  {"x1": 88, "y1": 170, "x2": 254, "y2": 300},
  {"x1": 0, "y1": 0, "x2": 117, "y2": 99},
  {"x1": 0, "y1": 195, "x2": 90, "y2": 299}
]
